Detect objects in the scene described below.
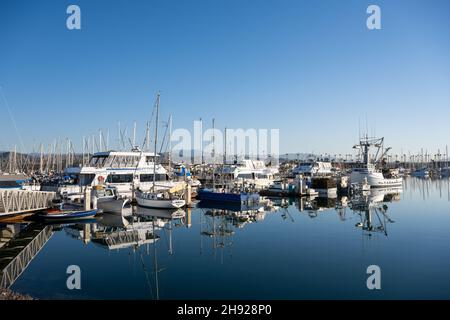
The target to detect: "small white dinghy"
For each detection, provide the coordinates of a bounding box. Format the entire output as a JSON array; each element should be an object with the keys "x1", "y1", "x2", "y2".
[{"x1": 136, "y1": 190, "x2": 186, "y2": 209}]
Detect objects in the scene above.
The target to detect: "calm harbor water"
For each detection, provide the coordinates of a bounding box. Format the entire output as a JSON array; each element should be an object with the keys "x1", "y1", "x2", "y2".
[{"x1": 3, "y1": 177, "x2": 450, "y2": 299}]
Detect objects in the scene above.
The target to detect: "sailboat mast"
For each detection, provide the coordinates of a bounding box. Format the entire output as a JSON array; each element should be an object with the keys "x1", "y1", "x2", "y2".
[
  {"x1": 153, "y1": 93, "x2": 160, "y2": 191},
  {"x1": 146, "y1": 121, "x2": 150, "y2": 151},
  {"x1": 39, "y1": 143, "x2": 43, "y2": 173},
  {"x1": 212, "y1": 118, "x2": 216, "y2": 190},
  {"x1": 224, "y1": 127, "x2": 227, "y2": 164},
  {"x1": 168, "y1": 114, "x2": 172, "y2": 176}
]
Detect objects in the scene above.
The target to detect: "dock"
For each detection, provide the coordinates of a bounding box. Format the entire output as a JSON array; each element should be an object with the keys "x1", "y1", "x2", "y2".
[{"x1": 0, "y1": 190, "x2": 56, "y2": 216}]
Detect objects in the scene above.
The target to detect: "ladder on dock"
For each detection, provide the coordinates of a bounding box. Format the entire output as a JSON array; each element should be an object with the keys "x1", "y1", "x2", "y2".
[{"x1": 0, "y1": 190, "x2": 56, "y2": 216}]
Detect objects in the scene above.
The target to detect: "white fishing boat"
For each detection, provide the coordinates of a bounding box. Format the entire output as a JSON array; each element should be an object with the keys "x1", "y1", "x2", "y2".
[{"x1": 350, "y1": 136, "x2": 403, "y2": 188}]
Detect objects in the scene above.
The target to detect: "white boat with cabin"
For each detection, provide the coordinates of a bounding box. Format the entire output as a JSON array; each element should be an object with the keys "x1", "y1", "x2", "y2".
[
  {"x1": 350, "y1": 136, "x2": 403, "y2": 188},
  {"x1": 42, "y1": 148, "x2": 176, "y2": 199},
  {"x1": 221, "y1": 159, "x2": 278, "y2": 189},
  {"x1": 292, "y1": 161, "x2": 333, "y2": 176}
]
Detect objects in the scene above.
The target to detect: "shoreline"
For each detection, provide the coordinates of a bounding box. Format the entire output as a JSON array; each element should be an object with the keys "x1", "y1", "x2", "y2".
[{"x1": 0, "y1": 289, "x2": 34, "y2": 300}]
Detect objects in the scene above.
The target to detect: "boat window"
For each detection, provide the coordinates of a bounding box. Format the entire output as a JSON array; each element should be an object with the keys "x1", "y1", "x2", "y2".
[
  {"x1": 80, "y1": 174, "x2": 95, "y2": 186},
  {"x1": 103, "y1": 156, "x2": 114, "y2": 167},
  {"x1": 110, "y1": 156, "x2": 140, "y2": 167},
  {"x1": 140, "y1": 174, "x2": 167, "y2": 182},
  {"x1": 89, "y1": 155, "x2": 108, "y2": 167},
  {"x1": 89, "y1": 156, "x2": 98, "y2": 166},
  {"x1": 110, "y1": 156, "x2": 120, "y2": 167},
  {"x1": 106, "y1": 174, "x2": 133, "y2": 183},
  {"x1": 237, "y1": 173, "x2": 254, "y2": 179}
]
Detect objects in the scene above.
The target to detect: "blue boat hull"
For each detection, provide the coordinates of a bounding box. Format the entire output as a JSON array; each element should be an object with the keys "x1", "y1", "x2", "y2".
[{"x1": 38, "y1": 209, "x2": 98, "y2": 221}]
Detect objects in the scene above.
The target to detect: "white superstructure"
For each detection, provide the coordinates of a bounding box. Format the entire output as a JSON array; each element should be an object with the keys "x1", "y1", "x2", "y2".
[
  {"x1": 221, "y1": 159, "x2": 278, "y2": 189},
  {"x1": 292, "y1": 161, "x2": 333, "y2": 176},
  {"x1": 42, "y1": 149, "x2": 175, "y2": 198}
]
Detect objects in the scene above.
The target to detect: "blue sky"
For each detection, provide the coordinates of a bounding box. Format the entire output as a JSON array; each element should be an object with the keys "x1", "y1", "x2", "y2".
[{"x1": 1, "y1": 0, "x2": 450, "y2": 155}]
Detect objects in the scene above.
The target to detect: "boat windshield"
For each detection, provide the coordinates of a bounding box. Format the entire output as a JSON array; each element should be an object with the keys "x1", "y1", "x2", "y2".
[
  {"x1": 89, "y1": 155, "x2": 141, "y2": 168},
  {"x1": 140, "y1": 174, "x2": 168, "y2": 182},
  {"x1": 89, "y1": 155, "x2": 108, "y2": 167},
  {"x1": 237, "y1": 173, "x2": 255, "y2": 179},
  {"x1": 80, "y1": 174, "x2": 95, "y2": 186}
]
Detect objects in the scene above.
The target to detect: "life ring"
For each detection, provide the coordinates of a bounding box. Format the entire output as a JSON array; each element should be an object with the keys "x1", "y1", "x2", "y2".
[{"x1": 98, "y1": 176, "x2": 105, "y2": 183}]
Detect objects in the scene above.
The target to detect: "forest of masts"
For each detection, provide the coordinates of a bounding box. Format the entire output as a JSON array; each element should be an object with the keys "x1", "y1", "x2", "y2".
[
  {"x1": 1, "y1": 127, "x2": 449, "y2": 175},
  {"x1": 0, "y1": 119, "x2": 174, "y2": 174}
]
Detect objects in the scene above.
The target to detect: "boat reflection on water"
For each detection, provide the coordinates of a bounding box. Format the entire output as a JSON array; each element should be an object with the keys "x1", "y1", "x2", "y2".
[
  {"x1": 62, "y1": 207, "x2": 188, "y2": 300},
  {"x1": 5, "y1": 177, "x2": 450, "y2": 299},
  {"x1": 403, "y1": 175, "x2": 450, "y2": 201},
  {"x1": 276, "y1": 186, "x2": 403, "y2": 236},
  {"x1": 197, "y1": 198, "x2": 277, "y2": 263},
  {"x1": 198, "y1": 197, "x2": 270, "y2": 229},
  {"x1": 64, "y1": 207, "x2": 188, "y2": 251},
  {"x1": 346, "y1": 187, "x2": 401, "y2": 236},
  {"x1": 137, "y1": 206, "x2": 186, "y2": 221}
]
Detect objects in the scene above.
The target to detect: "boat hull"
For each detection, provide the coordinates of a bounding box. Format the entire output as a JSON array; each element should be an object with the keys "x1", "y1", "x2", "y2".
[
  {"x1": 38, "y1": 209, "x2": 98, "y2": 221},
  {"x1": 350, "y1": 171, "x2": 403, "y2": 188},
  {"x1": 97, "y1": 198, "x2": 131, "y2": 216},
  {"x1": 136, "y1": 193, "x2": 186, "y2": 209}
]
